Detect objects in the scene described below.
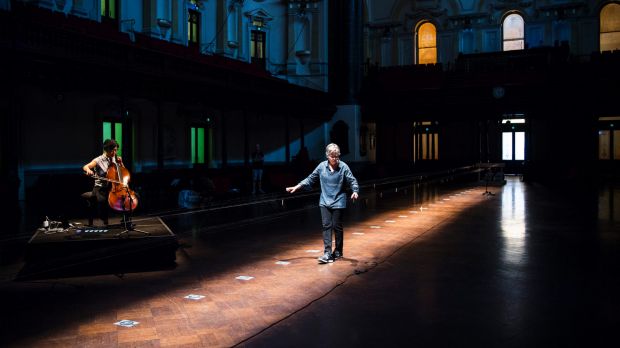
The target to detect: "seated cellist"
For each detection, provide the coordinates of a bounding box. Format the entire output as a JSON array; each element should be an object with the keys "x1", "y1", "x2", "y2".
[{"x1": 82, "y1": 139, "x2": 122, "y2": 226}]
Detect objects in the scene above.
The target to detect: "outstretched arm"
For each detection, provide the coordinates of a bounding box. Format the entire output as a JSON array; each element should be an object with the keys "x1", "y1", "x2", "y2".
[
  {"x1": 287, "y1": 164, "x2": 320, "y2": 193},
  {"x1": 286, "y1": 184, "x2": 302, "y2": 193}
]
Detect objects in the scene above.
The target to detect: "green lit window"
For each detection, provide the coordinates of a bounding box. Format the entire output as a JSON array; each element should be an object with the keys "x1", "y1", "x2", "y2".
[
  {"x1": 103, "y1": 121, "x2": 123, "y2": 156},
  {"x1": 191, "y1": 127, "x2": 206, "y2": 164},
  {"x1": 413, "y1": 121, "x2": 439, "y2": 161},
  {"x1": 101, "y1": 0, "x2": 118, "y2": 20}
]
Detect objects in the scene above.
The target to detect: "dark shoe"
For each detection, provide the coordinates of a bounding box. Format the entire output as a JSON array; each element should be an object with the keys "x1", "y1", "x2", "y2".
[
  {"x1": 317, "y1": 252, "x2": 333, "y2": 264},
  {"x1": 332, "y1": 250, "x2": 343, "y2": 260}
]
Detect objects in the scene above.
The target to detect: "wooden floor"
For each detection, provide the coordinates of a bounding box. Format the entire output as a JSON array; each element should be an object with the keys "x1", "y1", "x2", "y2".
[{"x1": 0, "y1": 177, "x2": 618, "y2": 347}]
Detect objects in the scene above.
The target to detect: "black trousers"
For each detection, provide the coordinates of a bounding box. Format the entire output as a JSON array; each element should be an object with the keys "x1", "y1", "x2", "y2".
[
  {"x1": 320, "y1": 206, "x2": 343, "y2": 255},
  {"x1": 86, "y1": 186, "x2": 109, "y2": 225}
]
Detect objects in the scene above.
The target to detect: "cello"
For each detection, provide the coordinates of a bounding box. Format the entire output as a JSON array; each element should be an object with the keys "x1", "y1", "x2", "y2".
[{"x1": 105, "y1": 157, "x2": 139, "y2": 212}]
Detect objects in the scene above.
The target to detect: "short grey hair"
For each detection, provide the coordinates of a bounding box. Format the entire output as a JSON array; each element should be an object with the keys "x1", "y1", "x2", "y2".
[{"x1": 325, "y1": 143, "x2": 340, "y2": 157}]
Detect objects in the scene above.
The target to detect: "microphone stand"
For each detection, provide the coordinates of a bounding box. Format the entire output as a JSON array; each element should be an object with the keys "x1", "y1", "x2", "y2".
[{"x1": 115, "y1": 186, "x2": 150, "y2": 237}]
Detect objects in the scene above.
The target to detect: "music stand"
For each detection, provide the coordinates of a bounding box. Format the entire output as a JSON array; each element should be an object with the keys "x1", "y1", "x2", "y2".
[
  {"x1": 482, "y1": 165, "x2": 496, "y2": 196},
  {"x1": 115, "y1": 186, "x2": 150, "y2": 237}
]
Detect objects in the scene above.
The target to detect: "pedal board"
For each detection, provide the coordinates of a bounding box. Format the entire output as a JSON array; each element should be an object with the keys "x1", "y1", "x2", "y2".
[{"x1": 75, "y1": 228, "x2": 110, "y2": 234}]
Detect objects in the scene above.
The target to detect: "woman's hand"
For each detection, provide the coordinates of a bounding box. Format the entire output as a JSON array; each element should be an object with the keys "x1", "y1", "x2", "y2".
[
  {"x1": 83, "y1": 164, "x2": 94, "y2": 176},
  {"x1": 286, "y1": 185, "x2": 300, "y2": 193},
  {"x1": 351, "y1": 192, "x2": 359, "y2": 201}
]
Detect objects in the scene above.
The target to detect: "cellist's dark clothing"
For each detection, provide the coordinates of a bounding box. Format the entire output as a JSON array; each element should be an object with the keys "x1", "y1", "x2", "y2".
[
  {"x1": 86, "y1": 155, "x2": 119, "y2": 226},
  {"x1": 92, "y1": 154, "x2": 117, "y2": 188}
]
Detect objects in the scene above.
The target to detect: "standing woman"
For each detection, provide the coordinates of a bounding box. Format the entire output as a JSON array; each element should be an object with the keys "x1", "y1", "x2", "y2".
[
  {"x1": 251, "y1": 143, "x2": 265, "y2": 194},
  {"x1": 286, "y1": 143, "x2": 359, "y2": 264},
  {"x1": 82, "y1": 139, "x2": 122, "y2": 226}
]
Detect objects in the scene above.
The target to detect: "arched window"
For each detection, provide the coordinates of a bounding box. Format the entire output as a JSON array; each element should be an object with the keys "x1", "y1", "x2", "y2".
[
  {"x1": 600, "y1": 3, "x2": 620, "y2": 52},
  {"x1": 503, "y1": 13, "x2": 525, "y2": 51},
  {"x1": 416, "y1": 22, "x2": 437, "y2": 64}
]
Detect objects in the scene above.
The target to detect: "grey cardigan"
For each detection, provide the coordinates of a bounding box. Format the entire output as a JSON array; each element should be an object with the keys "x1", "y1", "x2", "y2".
[{"x1": 298, "y1": 160, "x2": 359, "y2": 209}]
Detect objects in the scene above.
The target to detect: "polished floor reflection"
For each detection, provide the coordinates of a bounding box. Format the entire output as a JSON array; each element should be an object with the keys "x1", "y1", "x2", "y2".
[
  {"x1": 245, "y1": 177, "x2": 620, "y2": 347},
  {"x1": 0, "y1": 177, "x2": 618, "y2": 347}
]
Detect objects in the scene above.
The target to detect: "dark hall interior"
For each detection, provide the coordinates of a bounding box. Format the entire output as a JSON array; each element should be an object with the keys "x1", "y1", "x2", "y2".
[{"x1": 1, "y1": 1, "x2": 619, "y2": 347}]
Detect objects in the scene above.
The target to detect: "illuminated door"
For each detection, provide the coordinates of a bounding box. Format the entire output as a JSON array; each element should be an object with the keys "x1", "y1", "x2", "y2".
[
  {"x1": 413, "y1": 121, "x2": 439, "y2": 162},
  {"x1": 502, "y1": 118, "x2": 525, "y2": 161},
  {"x1": 598, "y1": 117, "x2": 620, "y2": 160}
]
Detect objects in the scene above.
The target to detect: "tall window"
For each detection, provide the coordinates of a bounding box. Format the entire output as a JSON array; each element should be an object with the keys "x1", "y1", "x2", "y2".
[
  {"x1": 191, "y1": 125, "x2": 213, "y2": 166},
  {"x1": 600, "y1": 3, "x2": 620, "y2": 52},
  {"x1": 188, "y1": 0, "x2": 200, "y2": 48},
  {"x1": 142, "y1": 0, "x2": 154, "y2": 30},
  {"x1": 103, "y1": 121, "x2": 123, "y2": 157},
  {"x1": 101, "y1": 0, "x2": 118, "y2": 20},
  {"x1": 598, "y1": 117, "x2": 620, "y2": 160},
  {"x1": 416, "y1": 22, "x2": 437, "y2": 64},
  {"x1": 251, "y1": 29, "x2": 266, "y2": 68},
  {"x1": 413, "y1": 121, "x2": 439, "y2": 161},
  {"x1": 503, "y1": 13, "x2": 525, "y2": 51},
  {"x1": 191, "y1": 126, "x2": 205, "y2": 165},
  {"x1": 501, "y1": 118, "x2": 526, "y2": 161},
  {"x1": 461, "y1": 29, "x2": 475, "y2": 54}
]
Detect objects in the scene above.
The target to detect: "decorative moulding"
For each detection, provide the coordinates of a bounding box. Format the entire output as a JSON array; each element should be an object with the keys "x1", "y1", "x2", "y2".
[{"x1": 244, "y1": 8, "x2": 274, "y2": 22}]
